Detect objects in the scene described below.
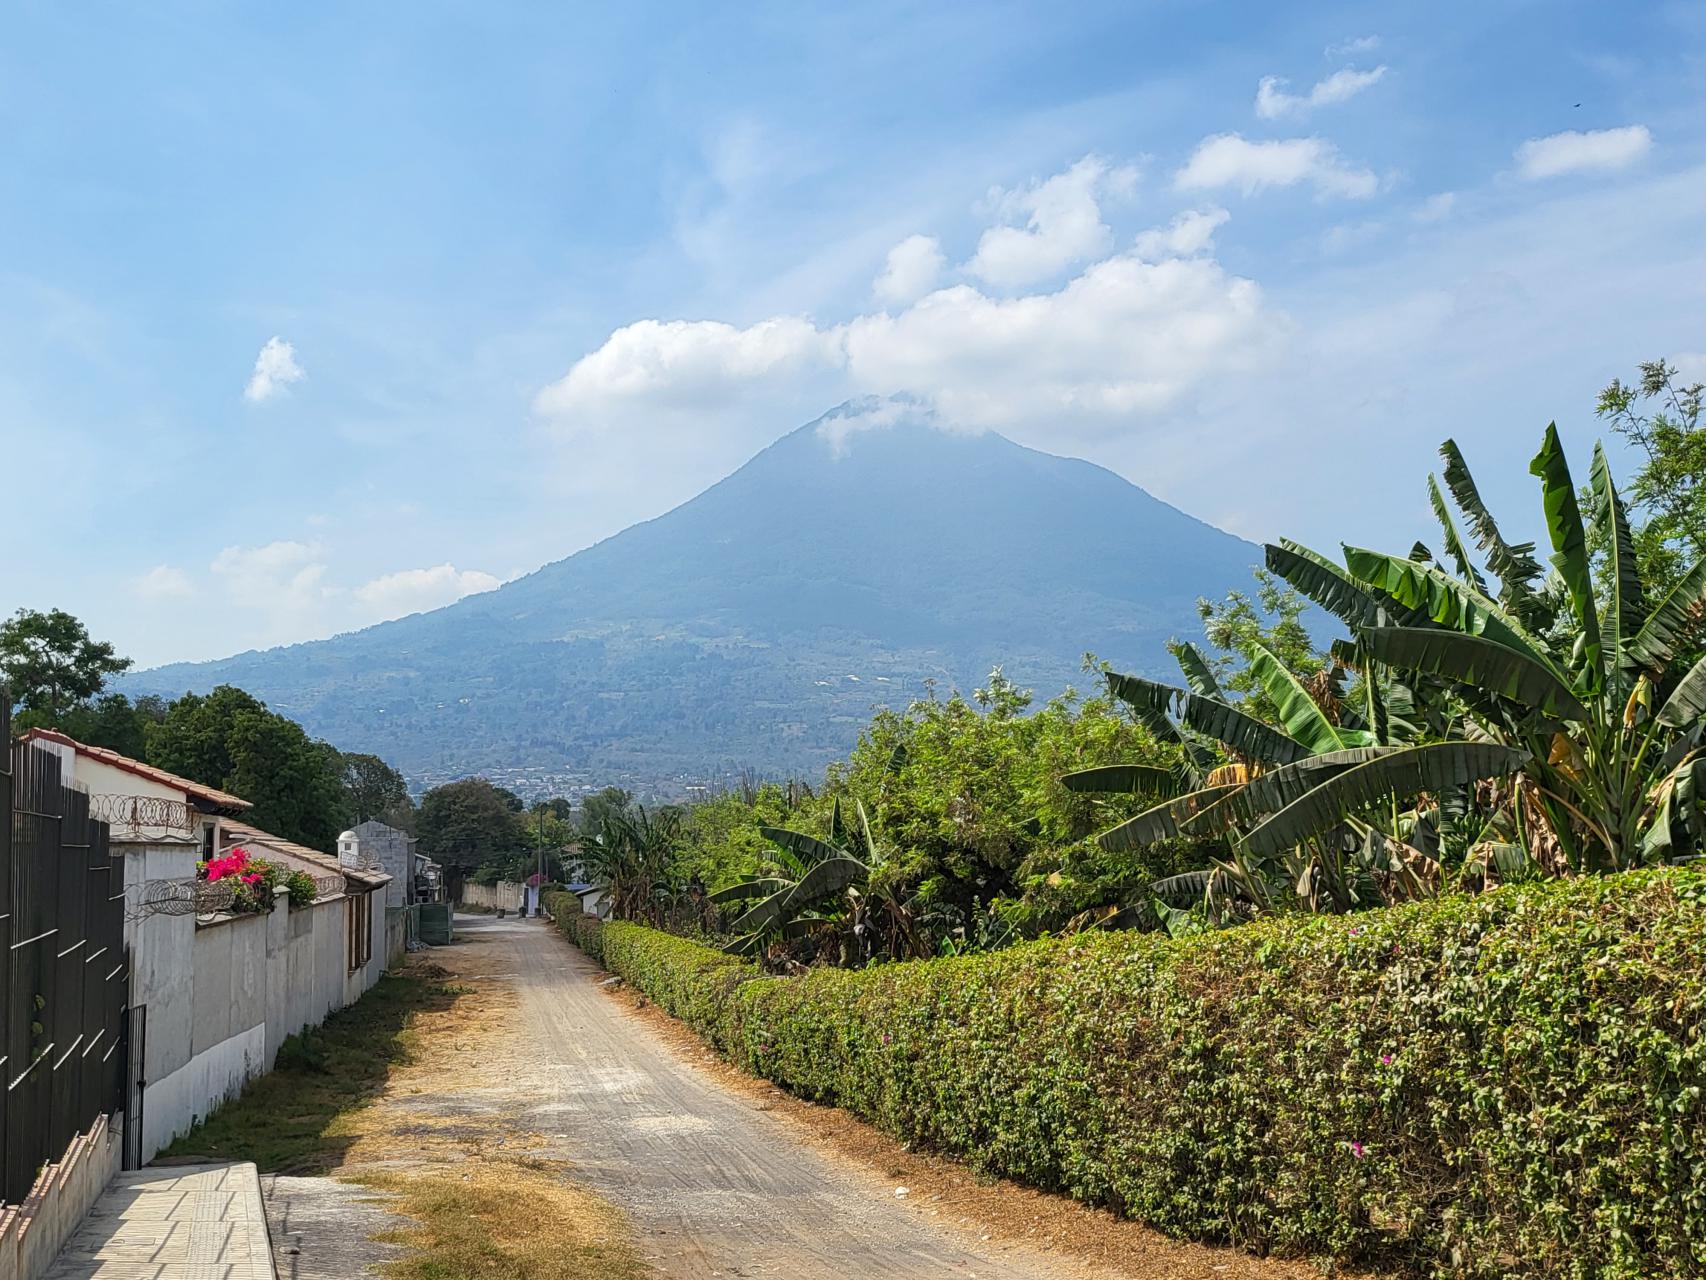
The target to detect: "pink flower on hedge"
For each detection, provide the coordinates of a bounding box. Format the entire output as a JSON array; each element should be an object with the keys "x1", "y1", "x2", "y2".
[
  {"x1": 882, "y1": 1033, "x2": 892, "y2": 1045},
  {"x1": 1348, "y1": 1141, "x2": 1366, "y2": 1158},
  {"x1": 1348, "y1": 926, "x2": 1364, "y2": 936},
  {"x1": 1380, "y1": 1053, "x2": 1394, "y2": 1066}
]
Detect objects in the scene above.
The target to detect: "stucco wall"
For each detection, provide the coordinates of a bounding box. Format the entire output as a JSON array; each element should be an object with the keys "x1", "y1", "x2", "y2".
[
  {"x1": 460, "y1": 880, "x2": 526, "y2": 912},
  {"x1": 132, "y1": 886, "x2": 387, "y2": 1164}
]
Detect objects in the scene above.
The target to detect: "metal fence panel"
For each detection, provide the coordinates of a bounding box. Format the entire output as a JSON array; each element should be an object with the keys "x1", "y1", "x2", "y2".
[{"x1": 1, "y1": 698, "x2": 128, "y2": 1205}]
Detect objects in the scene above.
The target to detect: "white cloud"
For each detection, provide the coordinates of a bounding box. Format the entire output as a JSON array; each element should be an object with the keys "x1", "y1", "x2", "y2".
[
  {"x1": 874, "y1": 234, "x2": 945, "y2": 305},
  {"x1": 1325, "y1": 35, "x2": 1381, "y2": 58},
  {"x1": 1673, "y1": 352, "x2": 1706, "y2": 385},
  {"x1": 353, "y1": 564, "x2": 502, "y2": 617},
  {"x1": 840, "y1": 255, "x2": 1272, "y2": 431},
  {"x1": 1175, "y1": 134, "x2": 1378, "y2": 199},
  {"x1": 197, "y1": 541, "x2": 506, "y2": 649},
  {"x1": 1414, "y1": 192, "x2": 1457, "y2": 222},
  {"x1": 243, "y1": 336, "x2": 305, "y2": 403},
  {"x1": 537, "y1": 258, "x2": 1275, "y2": 452},
  {"x1": 1515, "y1": 125, "x2": 1653, "y2": 179},
  {"x1": 211, "y1": 541, "x2": 329, "y2": 614},
  {"x1": 964, "y1": 156, "x2": 1138, "y2": 288},
  {"x1": 534, "y1": 157, "x2": 1280, "y2": 457},
  {"x1": 133, "y1": 564, "x2": 194, "y2": 601},
  {"x1": 814, "y1": 395, "x2": 937, "y2": 457},
  {"x1": 1256, "y1": 66, "x2": 1387, "y2": 119},
  {"x1": 533, "y1": 316, "x2": 838, "y2": 419},
  {"x1": 1132, "y1": 207, "x2": 1230, "y2": 260}
]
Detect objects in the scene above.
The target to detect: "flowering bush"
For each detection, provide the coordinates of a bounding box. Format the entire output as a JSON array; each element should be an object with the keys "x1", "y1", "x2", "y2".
[{"x1": 198, "y1": 846, "x2": 285, "y2": 914}]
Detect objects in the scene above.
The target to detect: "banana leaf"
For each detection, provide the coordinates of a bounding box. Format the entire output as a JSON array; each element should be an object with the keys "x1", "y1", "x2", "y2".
[
  {"x1": 1060, "y1": 764, "x2": 1179, "y2": 795},
  {"x1": 1428, "y1": 473, "x2": 1488, "y2": 593},
  {"x1": 1179, "y1": 694, "x2": 1309, "y2": 764},
  {"x1": 1439, "y1": 439, "x2": 1545, "y2": 600},
  {"x1": 1245, "y1": 641, "x2": 1359, "y2": 754},
  {"x1": 1265, "y1": 540, "x2": 1391, "y2": 630},
  {"x1": 1657, "y1": 651, "x2": 1706, "y2": 728},
  {"x1": 1590, "y1": 442, "x2": 1645, "y2": 677},
  {"x1": 1150, "y1": 869, "x2": 1217, "y2": 905},
  {"x1": 1241, "y1": 742, "x2": 1530, "y2": 858},
  {"x1": 729, "y1": 855, "x2": 868, "y2": 936},
  {"x1": 1098, "y1": 784, "x2": 1243, "y2": 850},
  {"x1": 1625, "y1": 556, "x2": 1706, "y2": 675},
  {"x1": 1343, "y1": 546, "x2": 1536, "y2": 654},
  {"x1": 758, "y1": 826, "x2": 842, "y2": 866},
  {"x1": 1233, "y1": 747, "x2": 1400, "y2": 820},
  {"x1": 1530, "y1": 423, "x2": 1602, "y2": 681},
  {"x1": 708, "y1": 877, "x2": 790, "y2": 905},
  {"x1": 1361, "y1": 626, "x2": 1586, "y2": 720},
  {"x1": 1172, "y1": 641, "x2": 1225, "y2": 699}
]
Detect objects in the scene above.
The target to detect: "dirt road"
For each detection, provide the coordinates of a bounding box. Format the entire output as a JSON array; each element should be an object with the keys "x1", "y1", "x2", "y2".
[{"x1": 451, "y1": 913, "x2": 1321, "y2": 1280}]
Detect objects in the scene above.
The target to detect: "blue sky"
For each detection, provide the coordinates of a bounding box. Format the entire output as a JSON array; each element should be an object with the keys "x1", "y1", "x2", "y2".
[{"x1": 4, "y1": 1, "x2": 1704, "y2": 666}]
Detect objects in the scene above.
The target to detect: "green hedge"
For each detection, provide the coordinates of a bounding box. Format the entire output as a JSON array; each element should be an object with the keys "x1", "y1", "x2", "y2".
[{"x1": 549, "y1": 872, "x2": 1706, "y2": 1277}]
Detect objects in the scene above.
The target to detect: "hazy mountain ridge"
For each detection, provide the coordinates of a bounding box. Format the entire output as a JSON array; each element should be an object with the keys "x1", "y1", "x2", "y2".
[{"x1": 124, "y1": 403, "x2": 1262, "y2": 792}]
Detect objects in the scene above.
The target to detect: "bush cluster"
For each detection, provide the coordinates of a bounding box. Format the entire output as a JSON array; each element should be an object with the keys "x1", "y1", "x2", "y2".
[{"x1": 550, "y1": 873, "x2": 1706, "y2": 1277}]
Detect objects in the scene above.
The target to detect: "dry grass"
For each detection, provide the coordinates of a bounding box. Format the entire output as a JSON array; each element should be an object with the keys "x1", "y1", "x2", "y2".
[
  {"x1": 362, "y1": 1164, "x2": 645, "y2": 1280},
  {"x1": 167, "y1": 954, "x2": 649, "y2": 1280}
]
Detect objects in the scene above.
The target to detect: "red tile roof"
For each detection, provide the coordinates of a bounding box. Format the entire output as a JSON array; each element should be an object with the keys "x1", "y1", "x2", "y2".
[
  {"x1": 19, "y1": 728, "x2": 252, "y2": 812},
  {"x1": 222, "y1": 820, "x2": 391, "y2": 889}
]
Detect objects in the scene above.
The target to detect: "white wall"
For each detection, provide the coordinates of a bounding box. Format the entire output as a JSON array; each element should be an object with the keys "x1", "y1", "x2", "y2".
[
  {"x1": 459, "y1": 880, "x2": 526, "y2": 912},
  {"x1": 132, "y1": 885, "x2": 388, "y2": 1164}
]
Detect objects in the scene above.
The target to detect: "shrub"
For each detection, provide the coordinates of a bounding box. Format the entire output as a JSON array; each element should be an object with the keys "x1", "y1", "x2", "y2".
[
  {"x1": 285, "y1": 870, "x2": 316, "y2": 909},
  {"x1": 554, "y1": 869, "x2": 1706, "y2": 1278}
]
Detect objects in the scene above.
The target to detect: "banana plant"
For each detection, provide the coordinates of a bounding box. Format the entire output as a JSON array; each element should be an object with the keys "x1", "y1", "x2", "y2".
[
  {"x1": 1267, "y1": 427, "x2": 1706, "y2": 873},
  {"x1": 1065, "y1": 641, "x2": 1526, "y2": 919},
  {"x1": 712, "y1": 798, "x2": 925, "y2": 961}
]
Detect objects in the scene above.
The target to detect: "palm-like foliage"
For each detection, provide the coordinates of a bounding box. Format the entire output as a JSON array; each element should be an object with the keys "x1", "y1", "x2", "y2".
[
  {"x1": 1267, "y1": 427, "x2": 1706, "y2": 873},
  {"x1": 1066, "y1": 640, "x2": 1526, "y2": 917},
  {"x1": 710, "y1": 798, "x2": 928, "y2": 961},
  {"x1": 580, "y1": 802, "x2": 686, "y2": 922}
]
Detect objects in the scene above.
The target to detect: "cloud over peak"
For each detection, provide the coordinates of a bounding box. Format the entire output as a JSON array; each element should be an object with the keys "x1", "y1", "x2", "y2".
[{"x1": 535, "y1": 157, "x2": 1280, "y2": 455}]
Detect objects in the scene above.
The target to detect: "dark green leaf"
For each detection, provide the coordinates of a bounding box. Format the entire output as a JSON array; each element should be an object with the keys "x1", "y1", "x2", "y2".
[
  {"x1": 1242, "y1": 742, "x2": 1530, "y2": 857},
  {"x1": 1529, "y1": 423, "x2": 1601, "y2": 680},
  {"x1": 1361, "y1": 627, "x2": 1586, "y2": 719}
]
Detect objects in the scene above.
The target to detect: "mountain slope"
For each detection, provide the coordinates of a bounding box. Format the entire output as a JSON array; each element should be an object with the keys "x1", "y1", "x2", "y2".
[{"x1": 125, "y1": 401, "x2": 1262, "y2": 792}]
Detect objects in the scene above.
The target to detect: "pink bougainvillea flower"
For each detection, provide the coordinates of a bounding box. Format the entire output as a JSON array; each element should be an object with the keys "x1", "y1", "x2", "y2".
[{"x1": 1348, "y1": 1141, "x2": 1366, "y2": 1158}]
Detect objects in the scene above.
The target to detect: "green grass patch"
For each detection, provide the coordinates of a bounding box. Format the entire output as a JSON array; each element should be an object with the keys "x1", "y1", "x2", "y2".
[{"x1": 161, "y1": 968, "x2": 459, "y2": 1173}]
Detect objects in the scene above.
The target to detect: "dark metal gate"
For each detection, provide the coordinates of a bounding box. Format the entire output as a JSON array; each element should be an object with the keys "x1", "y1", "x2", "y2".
[{"x1": 0, "y1": 697, "x2": 128, "y2": 1205}]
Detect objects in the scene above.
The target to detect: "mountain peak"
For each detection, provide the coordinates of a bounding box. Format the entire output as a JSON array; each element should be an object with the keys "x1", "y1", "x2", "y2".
[{"x1": 125, "y1": 405, "x2": 1259, "y2": 793}]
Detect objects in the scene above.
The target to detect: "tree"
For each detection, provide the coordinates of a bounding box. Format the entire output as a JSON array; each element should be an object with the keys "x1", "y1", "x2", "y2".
[
  {"x1": 340, "y1": 752, "x2": 415, "y2": 831},
  {"x1": 17, "y1": 692, "x2": 167, "y2": 758},
  {"x1": 147, "y1": 685, "x2": 348, "y2": 850},
  {"x1": 1597, "y1": 358, "x2": 1706, "y2": 593},
  {"x1": 0, "y1": 608, "x2": 131, "y2": 717},
  {"x1": 417, "y1": 778, "x2": 525, "y2": 874}
]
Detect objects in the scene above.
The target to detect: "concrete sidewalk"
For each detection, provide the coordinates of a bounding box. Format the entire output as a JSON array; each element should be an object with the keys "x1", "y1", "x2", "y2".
[{"x1": 44, "y1": 1162, "x2": 274, "y2": 1279}]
